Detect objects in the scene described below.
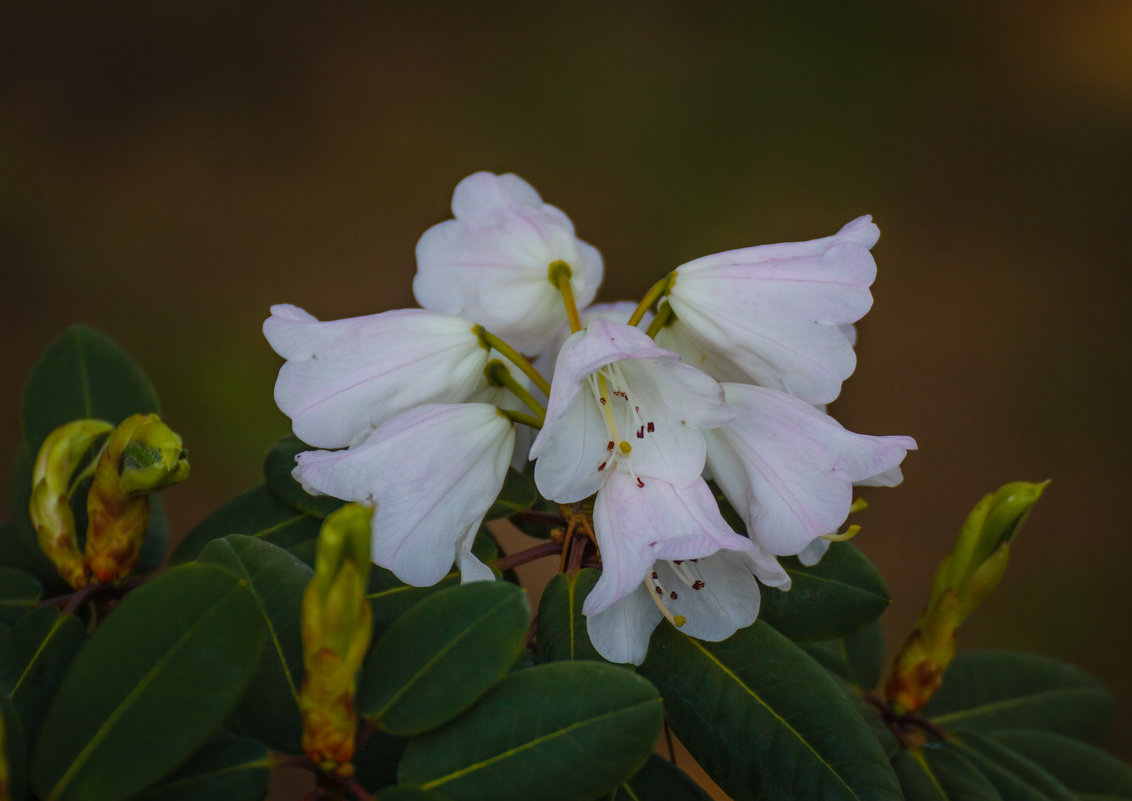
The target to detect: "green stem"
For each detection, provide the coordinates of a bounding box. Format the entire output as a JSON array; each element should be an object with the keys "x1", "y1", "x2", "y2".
[
  {"x1": 548, "y1": 260, "x2": 582, "y2": 333},
  {"x1": 627, "y1": 272, "x2": 676, "y2": 327},
  {"x1": 499, "y1": 409, "x2": 544, "y2": 430},
  {"x1": 644, "y1": 303, "x2": 675, "y2": 339},
  {"x1": 474, "y1": 326, "x2": 552, "y2": 397},
  {"x1": 485, "y1": 361, "x2": 547, "y2": 421}
]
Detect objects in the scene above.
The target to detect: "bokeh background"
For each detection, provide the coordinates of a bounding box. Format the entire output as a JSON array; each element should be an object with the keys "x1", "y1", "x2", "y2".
[{"x1": 3, "y1": 0, "x2": 1131, "y2": 788}]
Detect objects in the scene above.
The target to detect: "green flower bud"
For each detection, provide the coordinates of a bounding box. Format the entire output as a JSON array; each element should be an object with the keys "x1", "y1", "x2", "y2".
[{"x1": 29, "y1": 419, "x2": 114, "y2": 588}]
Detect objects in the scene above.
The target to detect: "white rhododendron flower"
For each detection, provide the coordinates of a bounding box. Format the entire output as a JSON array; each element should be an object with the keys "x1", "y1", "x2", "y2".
[
  {"x1": 704, "y1": 383, "x2": 917, "y2": 557},
  {"x1": 264, "y1": 304, "x2": 490, "y2": 449},
  {"x1": 266, "y1": 170, "x2": 916, "y2": 667},
  {"x1": 664, "y1": 216, "x2": 880, "y2": 404},
  {"x1": 582, "y1": 471, "x2": 790, "y2": 664},
  {"x1": 414, "y1": 171, "x2": 604, "y2": 354},
  {"x1": 293, "y1": 403, "x2": 515, "y2": 586}
]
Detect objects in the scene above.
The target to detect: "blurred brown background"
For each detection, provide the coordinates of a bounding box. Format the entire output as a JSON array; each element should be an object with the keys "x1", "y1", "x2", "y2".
[{"x1": 3, "y1": 0, "x2": 1131, "y2": 781}]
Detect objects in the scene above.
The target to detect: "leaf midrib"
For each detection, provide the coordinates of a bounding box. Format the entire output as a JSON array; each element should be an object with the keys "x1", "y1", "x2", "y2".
[{"x1": 931, "y1": 685, "x2": 1107, "y2": 726}]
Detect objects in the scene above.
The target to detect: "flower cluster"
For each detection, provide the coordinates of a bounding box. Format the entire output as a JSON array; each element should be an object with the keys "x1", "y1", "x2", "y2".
[{"x1": 265, "y1": 172, "x2": 915, "y2": 664}]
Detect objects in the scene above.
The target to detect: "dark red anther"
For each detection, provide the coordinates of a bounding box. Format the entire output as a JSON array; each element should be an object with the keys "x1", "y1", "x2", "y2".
[
  {"x1": 669, "y1": 591, "x2": 678, "y2": 600},
  {"x1": 600, "y1": 397, "x2": 607, "y2": 405},
  {"x1": 692, "y1": 580, "x2": 705, "y2": 590},
  {"x1": 597, "y1": 461, "x2": 607, "y2": 472},
  {"x1": 647, "y1": 422, "x2": 655, "y2": 432},
  {"x1": 606, "y1": 440, "x2": 614, "y2": 451},
  {"x1": 655, "y1": 586, "x2": 663, "y2": 595},
  {"x1": 651, "y1": 571, "x2": 659, "y2": 580},
  {"x1": 636, "y1": 426, "x2": 644, "y2": 438},
  {"x1": 636, "y1": 477, "x2": 645, "y2": 488}
]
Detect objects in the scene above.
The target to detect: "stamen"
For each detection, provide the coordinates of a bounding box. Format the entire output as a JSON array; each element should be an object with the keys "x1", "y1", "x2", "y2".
[
  {"x1": 647, "y1": 422, "x2": 655, "y2": 432},
  {"x1": 692, "y1": 580, "x2": 705, "y2": 590},
  {"x1": 606, "y1": 440, "x2": 614, "y2": 451},
  {"x1": 822, "y1": 523, "x2": 861, "y2": 543},
  {"x1": 644, "y1": 575, "x2": 687, "y2": 628},
  {"x1": 597, "y1": 461, "x2": 607, "y2": 472},
  {"x1": 636, "y1": 477, "x2": 645, "y2": 488}
]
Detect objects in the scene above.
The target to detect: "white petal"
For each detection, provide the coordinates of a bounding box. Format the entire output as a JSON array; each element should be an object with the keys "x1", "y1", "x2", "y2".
[
  {"x1": 413, "y1": 172, "x2": 603, "y2": 354},
  {"x1": 797, "y1": 538, "x2": 831, "y2": 567},
  {"x1": 585, "y1": 585, "x2": 662, "y2": 665},
  {"x1": 653, "y1": 553, "x2": 761, "y2": 642},
  {"x1": 583, "y1": 472, "x2": 754, "y2": 615},
  {"x1": 264, "y1": 305, "x2": 489, "y2": 449},
  {"x1": 666, "y1": 218, "x2": 879, "y2": 404},
  {"x1": 705, "y1": 383, "x2": 915, "y2": 556},
  {"x1": 530, "y1": 388, "x2": 609, "y2": 503},
  {"x1": 294, "y1": 403, "x2": 514, "y2": 586}
]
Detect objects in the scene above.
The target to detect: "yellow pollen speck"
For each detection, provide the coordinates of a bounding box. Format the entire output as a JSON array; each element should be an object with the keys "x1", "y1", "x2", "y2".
[
  {"x1": 673, "y1": 615, "x2": 687, "y2": 627},
  {"x1": 619, "y1": 441, "x2": 632, "y2": 455}
]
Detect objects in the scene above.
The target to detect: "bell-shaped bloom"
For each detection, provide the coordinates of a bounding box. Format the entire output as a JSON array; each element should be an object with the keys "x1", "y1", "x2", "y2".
[
  {"x1": 583, "y1": 471, "x2": 790, "y2": 664},
  {"x1": 534, "y1": 300, "x2": 651, "y2": 383},
  {"x1": 530, "y1": 318, "x2": 733, "y2": 503},
  {"x1": 664, "y1": 216, "x2": 880, "y2": 405},
  {"x1": 414, "y1": 172, "x2": 604, "y2": 354},
  {"x1": 293, "y1": 403, "x2": 515, "y2": 586},
  {"x1": 264, "y1": 304, "x2": 490, "y2": 449},
  {"x1": 704, "y1": 383, "x2": 916, "y2": 558}
]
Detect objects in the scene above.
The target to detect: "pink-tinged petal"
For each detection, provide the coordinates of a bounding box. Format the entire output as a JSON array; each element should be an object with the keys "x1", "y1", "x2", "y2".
[
  {"x1": 585, "y1": 585, "x2": 663, "y2": 665},
  {"x1": 264, "y1": 305, "x2": 489, "y2": 449},
  {"x1": 666, "y1": 217, "x2": 879, "y2": 403},
  {"x1": 413, "y1": 172, "x2": 603, "y2": 354},
  {"x1": 530, "y1": 388, "x2": 609, "y2": 503},
  {"x1": 583, "y1": 472, "x2": 754, "y2": 615},
  {"x1": 704, "y1": 383, "x2": 916, "y2": 556},
  {"x1": 294, "y1": 403, "x2": 514, "y2": 586},
  {"x1": 536, "y1": 301, "x2": 652, "y2": 382}
]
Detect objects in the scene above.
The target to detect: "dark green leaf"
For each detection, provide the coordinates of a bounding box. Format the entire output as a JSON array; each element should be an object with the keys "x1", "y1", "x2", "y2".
[
  {"x1": 759, "y1": 542, "x2": 889, "y2": 641},
  {"x1": 0, "y1": 519, "x2": 66, "y2": 594},
  {"x1": 0, "y1": 606, "x2": 86, "y2": 745},
  {"x1": 170, "y1": 484, "x2": 322, "y2": 565},
  {"x1": 197, "y1": 535, "x2": 312, "y2": 753},
  {"x1": 31, "y1": 564, "x2": 265, "y2": 801},
  {"x1": 376, "y1": 789, "x2": 449, "y2": 801},
  {"x1": 360, "y1": 581, "x2": 530, "y2": 735},
  {"x1": 0, "y1": 568, "x2": 42, "y2": 624},
  {"x1": 990, "y1": 730, "x2": 1132, "y2": 798},
  {"x1": 21, "y1": 325, "x2": 160, "y2": 458},
  {"x1": 398, "y1": 661, "x2": 662, "y2": 801},
  {"x1": 505, "y1": 473, "x2": 564, "y2": 540},
  {"x1": 921, "y1": 651, "x2": 1112, "y2": 741},
  {"x1": 608, "y1": 754, "x2": 713, "y2": 800},
  {"x1": 132, "y1": 495, "x2": 169, "y2": 576},
  {"x1": 536, "y1": 568, "x2": 604, "y2": 663},
  {"x1": 639, "y1": 621, "x2": 902, "y2": 801},
  {"x1": 1, "y1": 689, "x2": 29, "y2": 801},
  {"x1": 950, "y1": 729, "x2": 1077, "y2": 801},
  {"x1": 801, "y1": 617, "x2": 886, "y2": 690},
  {"x1": 263, "y1": 435, "x2": 344, "y2": 518},
  {"x1": 484, "y1": 468, "x2": 538, "y2": 520},
  {"x1": 354, "y1": 729, "x2": 409, "y2": 794},
  {"x1": 891, "y1": 745, "x2": 1002, "y2": 801},
  {"x1": 129, "y1": 732, "x2": 272, "y2": 801}
]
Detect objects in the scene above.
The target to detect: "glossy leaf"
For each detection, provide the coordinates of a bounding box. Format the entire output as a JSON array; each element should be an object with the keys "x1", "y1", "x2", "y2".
[
  {"x1": 639, "y1": 620, "x2": 902, "y2": 801},
  {"x1": 0, "y1": 568, "x2": 42, "y2": 624},
  {"x1": 21, "y1": 325, "x2": 160, "y2": 458},
  {"x1": 360, "y1": 581, "x2": 530, "y2": 735},
  {"x1": 536, "y1": 568, "x2": 604, "y2": 663},
  {"x1": 990, "y1": 729, "x2": 1132, "y2": 798},
  {"x1": 398, "y1": 661, "x2": 662, "y2": 801},
  {"x1": 197, "y1": 535, "x2": 311, "y2": 753},
  {"x1": 506, "y1": 489, "x2": 564, "y2": 540},
  {"x1": 759, "y1": 542, "x2": 889, "y2": 641},
  {"x1": 0, "y1": 519, "x2": 64, "y2": 595},
  {"x1": 376, "y1": 789, "x2": 449, "y2": 801},
  {"x1": 484, "y1": 467, "x2": 538, "y2": 520},
  {"x1": 921, "y1": 651, "x2": 1112, "y2": 741},
  {"x1": 950, "y1": 729, "x2": 1076, "y2": 801},
  {"x1": 31, "y1": 564, "x2": 265, "y2": 801},
  {"x1": 0, "y1": 606, "x2": 85, "y2": 745},
  {"x1": 607, "y1": 754, "x2": 713, "y2": 800},
  {"x1": 1, "y1": 690, "x2": 29, "y2": 801},
  {"x1": 891, "y1": 745, "x2": 1002, "y2": 801},
  {"x1": 263, "y1": 435, "x2": 344, "y2": 518},
  {"x1": 129, "y1": 733, "x2": 272, "y2": 801},
  {"x1": 170, "y1": 484, "x2": 322, "y2": 565}
]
